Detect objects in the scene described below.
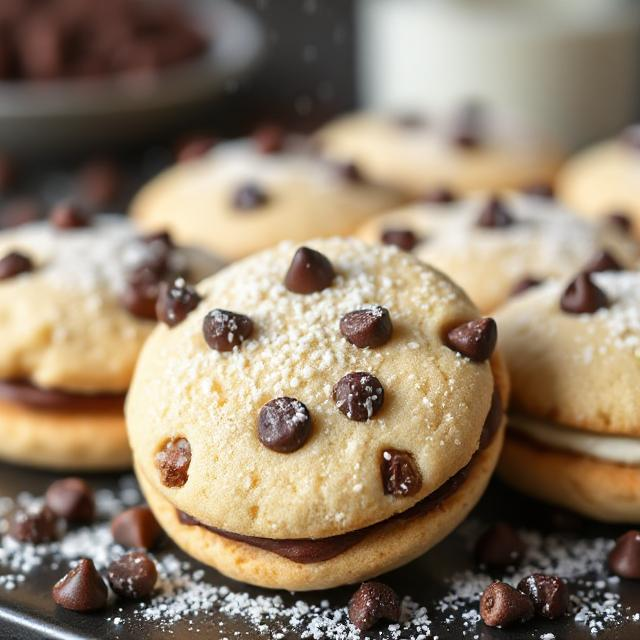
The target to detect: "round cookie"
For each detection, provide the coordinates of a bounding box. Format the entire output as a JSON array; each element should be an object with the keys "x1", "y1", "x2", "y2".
[
  {"x1": 127, "y1": 237, "x2": 509, "y2": 590},
  {"x1": 357, "y1": 193, "x2": 639, "y2": 312},
  {"x1": 315, "y1": 106, "x2": 563, "y2": 199},
  {"x1": 130, "y1": 131, "x2": 402, "y2": 262},
  {"x1": 0, "y1": 213, "x2": 221, "y2": 470},
  {"x1": 495, "y1": 270, "x2": 640, "y2": 522},
  {"x1": 558, "y1": 126, "x2": 640, "y2": 238}
]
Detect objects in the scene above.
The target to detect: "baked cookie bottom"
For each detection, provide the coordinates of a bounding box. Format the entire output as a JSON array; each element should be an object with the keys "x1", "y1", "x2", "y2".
[
  {"x1": 0, "y1": 398, "x2": 131, "y2": 471},
  {"x1": 498, "y1": 433, "x2": 640, "y2": 523},
  {"x1": 136, "y1": 421, "x2": 504, "y2": 591}
]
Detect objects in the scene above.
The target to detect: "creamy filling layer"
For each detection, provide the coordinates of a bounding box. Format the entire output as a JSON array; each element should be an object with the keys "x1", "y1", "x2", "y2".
[{"x1": 509, "y1": 413, "x2": 640, "y2": 466}]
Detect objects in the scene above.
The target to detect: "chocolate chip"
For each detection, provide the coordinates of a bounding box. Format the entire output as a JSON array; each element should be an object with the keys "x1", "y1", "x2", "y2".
[
  {"x1": 479, "y1": 389, "x2": 503, "y2": 450},
  {"x1": 510, "y1": 277, "x2": 543, "y2": 297},
  {"x1": 258, "y1": 397, "x2": 312, "y2": 453},
  {"x1": 52, "y1": 558, "x2": 108, "y2": 612},
  {"x1": 254, "y1": 124, "x2": 285, "y2": 154},
  {"x1": 340, "y1": 306, "x2": 392, "y2": 349},
  {"x1": 422, "y1": 186, "x2": 457, "y2": 204},
  {"x1": 232, "y1": 182, "x2": 269, "y2": 210},
  {"x1": 107, "y1": 551, "x2": 157, "y2": 600},
  {"x1": 582, "y1": 250, "x2": 622, "y2": 275},
  {"x1": 560, "y1": 272, "x2": 608, "y2": 314},
  {"x1": 121, "y1": 270, "x2": 164, "y2": 320},
  {"x1": 336, "y1": 161, "x2": 364, "y2": 183},
  {"x1": 111, "y1": 506, "x2": 162, "y2": 550},
  {"x1": 156, "y1": 437, "x2": 191, "y2": 488},
  {"x1": 445, "y1": 317, "x2": 497, "y2": 362},
  {"x1": 475, "y1": 522, "x2": 526, "y2": 568},
  {"x1": 607, "y1": 211, "x2": 632, "y2": 234},
  {"x1": 284, "y1": 246, "x2": 335, "y2": 294},
  {"x1": 451, "y1": 102, "x2": 485, "y2": 149},
  {"x1": 381, "y1": 228, "x2": 418, "y2": 251},
  {"x1": 348, "y1": 581, "x2": 401, "y2": 631},
  {"x1": 140, "y1": 230, "x2": 175, "y2": 251},
  {"x1": 333, "y1": 372, "x2": 384, "y2": 421},
  {"x1": 0, "y1": 251, "x2": 33, "y2": 280},
  {"x1": 175, "y1": 134, "x2": 216, "y2": 163},
  {"x1": 477, "y1": 196, "x2": 514, "y2": 228},
  {"x1": 480, "y1": 581, "x2": 534, "y2": 627},
  {"x1": 49, "y1": 202, "x2": 91, "y2": 229},
  {"x1": 380, "y1": 449, "x2": 422, "y2": 497},
  {"x1": 202, "y1": 309, "x2": 253, "y2": 351},
  {"x1": 521, "y1": 183, "x2": 554, "y2": 199},
  {"x1": 9, "y1": 506, "x2": 57, "y2": 543},
  {"x1": 608, "y1": 530, "x2": 640, "y2": 579},
  {"x1": 45, "y1": 478, "x2": 94, "y2": 524},
  {"x1": 517, "y1": 574, "x2": 569, "y2": 619},
  {"x1": 156, "y1": 278, "x2": 201, "y2": 327}
]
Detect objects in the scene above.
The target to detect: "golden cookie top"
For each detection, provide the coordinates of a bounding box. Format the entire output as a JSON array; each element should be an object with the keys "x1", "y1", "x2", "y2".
[{"x1": 127, "y1": 238, "x2": 498, "y2": 539}]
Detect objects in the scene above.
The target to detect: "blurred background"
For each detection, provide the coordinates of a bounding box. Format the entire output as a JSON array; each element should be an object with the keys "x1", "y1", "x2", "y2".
[{"x1": 1, "y1": 0, "x2": 639, "y2": 223}]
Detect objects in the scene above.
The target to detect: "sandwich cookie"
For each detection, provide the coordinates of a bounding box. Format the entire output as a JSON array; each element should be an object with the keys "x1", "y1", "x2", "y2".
[
  {"x1": 357, "y1": 193, "x2": 638, "y2": 312},
  {"x1": 127, "y1": 237, "x2": 509, "y2": 590},
  {"x1": 496, "y1": 270, "x2": 640, "y2": 522},
  {"x1": 0, "y1": 210, "x2": 221, "y2": 470}
]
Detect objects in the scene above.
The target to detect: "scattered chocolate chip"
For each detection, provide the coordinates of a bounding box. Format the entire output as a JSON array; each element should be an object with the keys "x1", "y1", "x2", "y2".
[
  {"x1": 45, "y1": 478, "x2": 94, "y2": 524},
  {"x1": 510, "y1": 277, "x2": 543, "y2": 297},
  {"x1": 52, "y1": 558, "x2": 108, "y2": 612},
  {"x1": 254, "y1": 124, "x2": 285, "y2": 154},
  {"x1": 545, "y1": 507, "x2": 585, "y2": 533},
  {"x1": 175, "y1": 134, "x2": 216, "y2": 163},
  {"x1": 422, "y1": 186, "x2": 457, "y2": 204},
  {"x1": 107, "y1": 551, "x2": 157, "y2": 599},
  {"x1": 340, "y1": 306, "x2": 392, "y2": 349},
  {"x1": 475, "y1": 522, "x2": 526, "y2": 568},
  {"x1": 445, "y1": 317, "x2": 497, "y2": 362},
  {"x1": 232, "y1": 182, "x2": 269, "y2": 210},
  {"x1": 156, "y1": 278, "x2": 201, "y2": 327},
  {"x1": 336, "y1": 161, "x2": 364, "y2": 183},
  {"x1": 607, "y1": 211, "x2": 632, "y2": 234},
  {"x1": 140, "y1": 230, "x2": 174, "y2": 251},
  {"x1": 0, "y1": 251, "x2": 33, "y2": 280},
  {"x1": 521, "y1": 183, "x2": 554, "y2": 199},
  {"x1": 608, "y1": 530, "x2": 640, "y2": 579},
  {"x1": 582, "y1": 250, "x2": 622, "y2": 275},
  {"x1": 284, "y1": 246, "x2": 335, "y2": 294},
  {"x1": 333, "y1": 372, "x2": 384, "y2": 421},
  {"x1": 560, "y1": 272, "x2": 608, "y2": 314},
  {"x1": 381, "y1": 228, "x2": 418, "y2": 251},
  {"x1": 121, "y1": 270, "x2": 164, "y2": 320},
  {"x1": 480, "y1": 581, "x2": 534, "y2": 628},
  {"x1": 477, "y1": 196, "x2": 514, "y2": 228},
  {"x1": 380, "y1": 449, "x2": 422, "y2": 497},
  {"x1": 79, "y1": 158, "x2": 122, "y2": 207},
  {"x1": 156, "y1": 437, "x2": 191, "y2": 488},
  {"x1": 49, "y1": 202, "x2": 91, "y2": 229},
  {"x1": 517, "y1": 574, "x2": 569, "y2": 619},
  {"x1": 258, "y1": 397, "x2": 312, "y2": 453},
  {"x1": 451, "y1": 101, "x2": 485, "y2": 149},
  {"x1": 478, "y1": 389, "x2": 503, "y2": 450},
  {"x1": 111, "y1": 506, "x2": 162, "y2": 550},
  {"x1": 348, "y1": 581, "x2": 401, "y2": 631},
  {"x1": 9, "y1": 506, "x2": 57, "y2": 543},
  {"x1": 202, "y1": 309, "x2": 253, "y2": 351}
]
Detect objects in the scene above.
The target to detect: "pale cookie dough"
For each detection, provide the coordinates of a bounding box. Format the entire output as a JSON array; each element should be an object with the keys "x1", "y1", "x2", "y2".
[{"x1": 357, "y1": 193, "x2": 638, "y2": 313}]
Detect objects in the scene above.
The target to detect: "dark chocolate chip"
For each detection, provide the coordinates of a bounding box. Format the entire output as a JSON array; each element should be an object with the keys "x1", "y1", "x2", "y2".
[
  {"x1": 445, "y1": 317, "x2": 497, "y2": 362},
  {"x1": 121, "y1": 272, "x2": 163, "y2": 320},
  {"x1": 607, "y1": 211, "x2": 632, "y2": 234},
  {"x1": 340, "y1": 306, "x2": 392, "y2": 349},
  {"x1": 381, "y1": 228, "x2": 418, "y2": 251},
  {"x1": 451, "y1": 101, "x2": 485, "y2": 149},
  {"x1": 479, "y1": 389, "x2": 503, "y2": 450},
  {"x1": 156, "y1": 278, "x2": 201, "y2": 327},
  {"x1": 521, "y1": 183, "x2": 554, "y2": 199},
  {"x1": 52, "y1": 558, "x2": 108, "y2": 612},
  {"x1": 336, "y1": 161, "x2": 364, "y2": 183},
  {"x1": 333, "y1": 372, "x2": 384, "y2": 421},
  {"x1": 477, "y1": 196, "x2": 514, "y2": 228},
  {"x1": 422, "y1": 186, "x2": 457, "y2": 204},
  {"x1": 480, "y1": 581, "x2": 534, "y2": 628},
  {"x1": 258, "y1": 397, "x2": 312, "y2": 453},
  {"x1": 380, "y1": 448, "x2": 422, "y2": 497},
  {"x1": 510, "y1": 277, "x2": 543, "y2": 297},
  {"x1": 140, "y1": 231, "x2": 175, "y2": 251},
  {"x1": 0, "y1": 251, "x2": 33, "y2": 280},
  {"x1": 49, "y1": 202, "x2": 91, "y2": 229},
  {"x1": 517, "y1": 574, "x2": 569, "y2": 619},
  {"x1": 232, "y1": 182, "x2": 269, "y2": 210},
  {"x1": 176, "y1": 134, "x2": 216, "y2": 163},
  {"x1": 254, "y1": 124, "x2": 285, "y2": 154},
  {"x1": 560, "y1": 272, "x2": 608, "y2": 314},
  {"x1": 475, "y1": 522, "x2": 526, "y2": 568},
  {"x1": 202, "y1": 308, "x2": 253, "y2": 351},
  {"x1": 107, "y1": 551, "x2": 157, "y2": 600},
  {"x1": 284, "y1": 246, "x2": 335, "y2": 294},
  {"x1": 582, "y1": 250, "x2": 622, "y2": 275},
  {"x1": 348, "y1": 581, "x2": 401, "y2": 631},
  {"x1": 45, "y1": 478, "x2": 95, "y2": 524},
  {"x1": 608, "y1": 530, "x2": 640, "y2": 579},
  {"x1": 156, "y1": 437, "x2": 191, "y2": 488},
  {"x1": 111, "y1": 506, "x2": 162, "y2": 550},
  {"x1": 9, "y1": 506, "x2": 57, "y2": 544}
]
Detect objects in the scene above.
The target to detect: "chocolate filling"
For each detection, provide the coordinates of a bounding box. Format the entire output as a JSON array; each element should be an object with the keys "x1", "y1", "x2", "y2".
[
  {"x1": 0, "y1": 379, "x2": 125, "y2": 413},
  {"x1": 175, "y1": 387, "x2": 503, "y2": 564}
]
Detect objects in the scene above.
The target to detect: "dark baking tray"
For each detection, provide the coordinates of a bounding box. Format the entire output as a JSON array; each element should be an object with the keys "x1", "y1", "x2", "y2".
[{"x1": 0, "y1": 462, "x2": 638, "y2": 640}]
